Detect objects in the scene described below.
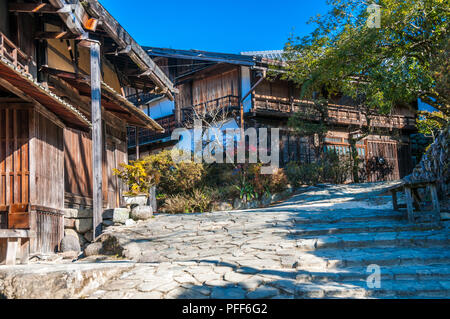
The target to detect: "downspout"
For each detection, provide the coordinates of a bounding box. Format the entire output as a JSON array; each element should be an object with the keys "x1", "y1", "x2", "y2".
[{"x1": 239, "y1": 69, "x2": 266, "y2": 133}]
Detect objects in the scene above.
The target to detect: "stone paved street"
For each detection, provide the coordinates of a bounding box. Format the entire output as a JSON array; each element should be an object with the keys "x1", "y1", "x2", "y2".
[{"x1": 1, "y1": 182, "x2": 449, "y2": 299}]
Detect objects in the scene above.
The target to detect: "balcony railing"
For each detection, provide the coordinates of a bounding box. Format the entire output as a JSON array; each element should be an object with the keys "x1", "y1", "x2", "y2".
[
  {"x1": 181, "y1": 95, "x2": 240, "y2": 122},
  {"x1": 128, "y1": 114, "x2": 178, "y2": 148},
  {"x1": 0, "y1": 32, "x2": 30, "y2": 75},
  {"x1": 253, "y1": 95, "x2": 416, "y2": 130}
]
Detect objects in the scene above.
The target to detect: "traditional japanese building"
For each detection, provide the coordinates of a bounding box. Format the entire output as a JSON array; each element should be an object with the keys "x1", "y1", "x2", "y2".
[
  {"x1": 128, "y1": 47, "x2": 417, "y2": 182},
  {"x1": 0, "y1": 0, "x2": 174, "y2": 254}
]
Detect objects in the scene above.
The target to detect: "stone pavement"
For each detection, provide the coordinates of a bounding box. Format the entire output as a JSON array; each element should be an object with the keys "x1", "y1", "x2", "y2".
[{"x1": 1, "y1": 182, "x2": 449, "y2": 299}]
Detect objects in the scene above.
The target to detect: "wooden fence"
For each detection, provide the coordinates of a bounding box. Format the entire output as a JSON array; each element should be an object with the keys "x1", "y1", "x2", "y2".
[{"x1": 0, "y1": 32, "x2": 29, "y2": 75}]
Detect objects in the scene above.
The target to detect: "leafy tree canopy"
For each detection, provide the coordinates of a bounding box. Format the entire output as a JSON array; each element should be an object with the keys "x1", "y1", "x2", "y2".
[
  {"x1": 416, "y1": 110, "x2": 447, "y2": 136},
  {"x1": 281, "y1": 0, "x2": 449, "y2": 118}
]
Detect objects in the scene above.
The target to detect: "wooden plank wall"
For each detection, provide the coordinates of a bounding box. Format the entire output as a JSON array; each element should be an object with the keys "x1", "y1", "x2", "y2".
[
  {"x1": 106, "y1": 137, "x2": 127, "y2": 208},
  {"x1": 64, "y1": 127, "x2": 127, "y2": 209},
  {"x1": 64, "y1": 127, "x2": 93, "y2": 201},
  {"x1": 175, "y1": 82, "x2": 192, "y2": 110},
  {"x1": 33, "y1": 110, "x2": 64, "y2": 209},
  {"x1": 33, "y1": 210, "x2": 64, "y2": 253},
  {"x1": 192, "y1": 68, "x2": 239, "y2": 106},
  {"x1": 0, "y1": 105, "x2": 30, "y2": 207}
]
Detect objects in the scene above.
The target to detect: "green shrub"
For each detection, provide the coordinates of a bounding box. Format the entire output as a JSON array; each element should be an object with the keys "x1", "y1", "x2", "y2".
[
  {"x1": 113, "y1": 160, "x2": 159, "y2": 196},
  {"x1": 321, "y1": 151, "x2": 352, "y2": 184},
  {"x1": 162, "y1": 189, "x2": 212, "y2": 214},
  {"x1": 286, "y1": 162, "x2": 322, "y2": 187},
  {"x1": 268, "y1": 168, "x2": 289, "y2": 194},
  {"x1": 286, "y1": 151, "x2": 352, "y2": 186},
  {"x1": 203, "y1": 163, "x2": 237, "y2": 187},
  {"x1": 203, "y1": 185, "x2": 240, "y2": 202},
  {"x1": 143, "y1": 150, "x2": 204, "y2": 196},
  {"x1": 161, "y1": 194, "x2": 190, "y2": 214},
  {"x1": 232, "y1": 163, "x2": 289, "y2": 201}
]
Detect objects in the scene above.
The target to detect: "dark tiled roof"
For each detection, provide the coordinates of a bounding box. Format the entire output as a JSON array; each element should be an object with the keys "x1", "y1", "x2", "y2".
[
  {"x1": 241, "y1": 50, "x2": 286, "y2": 61},
  {"x1": 145, "y1": 47, "x2": 258, "y2": 66}
]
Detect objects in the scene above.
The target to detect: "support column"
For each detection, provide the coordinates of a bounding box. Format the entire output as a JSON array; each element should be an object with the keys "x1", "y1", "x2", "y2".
[
  {"x1": 135, "y1": 126, "x2": 140, "y2": 160},
  {"x1": 90, "y1": 41, "x2": 103, "y2": 240}
]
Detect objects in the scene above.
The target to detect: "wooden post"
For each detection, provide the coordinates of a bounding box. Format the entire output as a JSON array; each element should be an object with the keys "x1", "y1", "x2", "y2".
[
  {"x1": 405, "y1": 187, "x2": 415, "y2": 223},
  {"x1": 5, "y1": 238, "x2": 19, "y2": 266},
  {"x1": 90, "y1": 41, "x2": 103, "y2": 240},
  {"x1": 135, "y1": 126, "x2": 140, "y2": 160},
  {"x1": 391, "y1": 191, "x2": 399, "y2": 211},
  {"x1": 430, "y1": 184, "x2": 441, "y2": 217}
]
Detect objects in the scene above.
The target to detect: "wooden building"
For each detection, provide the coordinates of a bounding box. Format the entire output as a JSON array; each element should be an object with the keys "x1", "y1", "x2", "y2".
[
  {"x1": 129, "y1": 47, "x2": 417, "y2": 182},
  {"x1": 0, "y1": 0, "x2": 174, "y2": 254}
]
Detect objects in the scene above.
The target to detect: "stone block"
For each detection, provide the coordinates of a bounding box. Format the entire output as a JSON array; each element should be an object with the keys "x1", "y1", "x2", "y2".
[
  {"x1": 63, "y1": 208, "x2": 93, "y2": 219},
  {"x1": 84, "y1": 230, "x2": 94, "y2": 242},
  {"x1": 102, "y1": 209, "x2": 114, "y2": 220},
  {"x1": 124, "y1": 195, "x2": 148, "y2": 207},
  {"x1": 64, "y1": 228, "x2": 78, "y2": 238},
  {"x1": 102, "y1": 219, "x2": 114, "y2": 227},
  {"x1": 75, "y1": 218, "x2": 92, "y2": 234},
  {"x1": 125, "y1": 219, "x2": 137, "y2": 227},
  {"x1": 130, "y1": 205, "x2": 153, "y2": 221},
  {"x1": 64, "y1": 218, "x2": 76, "y2": 229},
  {"x1": 84, "y1": 242, "x2": 103, "y2": 257},
  {"x1": 113, "y1": 208, "x2": 131, "y2": 224},
  {"x1": 61, "y1": 234, "x2": 81, "y2": 253}
]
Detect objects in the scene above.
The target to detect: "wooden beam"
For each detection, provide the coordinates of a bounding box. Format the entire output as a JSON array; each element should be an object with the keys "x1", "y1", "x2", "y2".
[
  {"x1": 47, "y1": 0, "x2": 87, "y2": 36},
  {"x1": 34, "y1": 31, "x2": 78, "y2": 40},
  {"x1": 8, "y1": 3, "x2": 58, "y2": 13},
  {"x1": 84, "y1": 0, "x2": 176, "y2": 100},
  {"x1": 0, "y1": 77, "x2": 65, "y2": 128},
  {"x1": 0, "y1": 229, "x2": 35, "y2": 238},
  {"x1": 90, "y1": 41, "x2": 103, "y2": 241}
]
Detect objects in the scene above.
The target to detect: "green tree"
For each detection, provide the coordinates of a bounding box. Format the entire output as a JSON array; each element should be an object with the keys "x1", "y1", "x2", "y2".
[
  {"x1": 282, "y1": 0, "x2": 449, "y2": 116},
  {"x1": 281, "y1": 0, "x2": 449, "y2": 182},
  {"x1": 416, "y1": 110, "x2": 446, "y2": 140}
]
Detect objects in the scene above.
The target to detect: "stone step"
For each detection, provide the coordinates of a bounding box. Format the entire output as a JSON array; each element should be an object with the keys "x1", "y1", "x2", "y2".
[
  {"x1": 296, "y1": 229, "x2": 450, "y2": 251},
  {"x1": 296, "y1": 264, "x2": 450, "y2": 283},
  {"x1": 295, "y1": 280, "x2": 450, "y2": 299},
  {"x1": 292, "y1": 210, "x2": 404, "y2": 225},
  {"x1": 296, "y1": 247, "x2": 450, "y2": 269},
  {"x1": 286, "y1": 220, "x2": 441, "y2": 237}
]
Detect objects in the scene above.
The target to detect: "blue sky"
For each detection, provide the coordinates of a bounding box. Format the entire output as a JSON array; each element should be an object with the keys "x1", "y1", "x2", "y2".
[{"x1": 99, "y1": 0, "x2": 329, "y2": 53}]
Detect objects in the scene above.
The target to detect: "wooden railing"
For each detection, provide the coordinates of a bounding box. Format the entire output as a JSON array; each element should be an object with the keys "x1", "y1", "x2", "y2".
[
  {"x1": 128, "y1": 114, "x2": 178, "y2": 148},
  {"x1": 253, "y1": 95, "x2": 416, "y2": 130},
  {"x1": 0, "y1": 32, "x2": 30, "y2": 75},
  {"x1": 182, "y1": 95, "x2": 240, "y2": 120}
]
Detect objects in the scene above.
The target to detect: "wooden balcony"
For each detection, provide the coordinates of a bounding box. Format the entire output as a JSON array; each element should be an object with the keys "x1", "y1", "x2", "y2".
[
  {"x1": 0, "y1": 32, "x2": 30, "y2": 76},
  {"x1": 128, "y1": 114, "x2": 178, "y2": 148},
  {"x1": 181, "y1": 95, "x2": 240, "y2": 121},
  {"x1": 253, "y1": 94, "x2": 416, "y2": 130}
]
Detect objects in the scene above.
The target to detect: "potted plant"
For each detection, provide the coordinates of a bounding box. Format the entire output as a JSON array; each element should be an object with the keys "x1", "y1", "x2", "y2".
[{"x1": 113, "y1": 160, "x2": 159, "y2": 206}]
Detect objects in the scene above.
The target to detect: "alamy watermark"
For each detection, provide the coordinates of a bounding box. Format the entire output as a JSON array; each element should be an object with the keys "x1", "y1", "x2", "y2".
[
  {"x1": 367, "y1": 264, "x2": 381, "y2": 289},
  {"x1": 170, "y1": 120, "x2": 280, "y2": 174},
  {"x1": 367, "y1": 3, "x2": 381, "y2": 29}
]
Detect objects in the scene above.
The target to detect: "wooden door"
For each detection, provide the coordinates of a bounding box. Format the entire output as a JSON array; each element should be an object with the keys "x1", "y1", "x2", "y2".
[
  {"x1": 366, "y1": 141, "x2": 400, "y2": 182},
  {"x1": 0, "y1": 106, "x2": 30, "y2": 207}
]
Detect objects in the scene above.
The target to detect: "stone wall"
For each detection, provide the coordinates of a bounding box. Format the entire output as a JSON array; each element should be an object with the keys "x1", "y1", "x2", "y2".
[
  {"x1": 405, "y1": 127, "x2": 449, "y2": 197},
  {"x1": 61, "y1": 205, "x2": 154, "y2": 253},
  {"x1": 410, "y1": 133, "x2": 434, "y2": 168},
  {"x1": 62, "y1": 207, "x2": 94, "y2": 252}
]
